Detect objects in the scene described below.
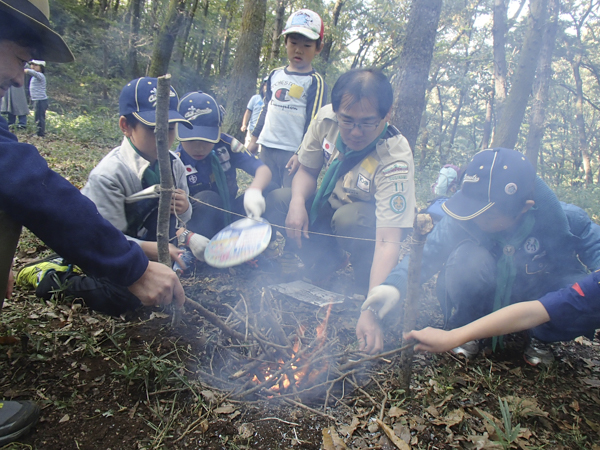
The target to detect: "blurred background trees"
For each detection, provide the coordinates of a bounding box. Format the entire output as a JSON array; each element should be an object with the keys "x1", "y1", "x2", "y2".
[{"x1": 48, "y1": 0, "x2": 600, "y2": 199}]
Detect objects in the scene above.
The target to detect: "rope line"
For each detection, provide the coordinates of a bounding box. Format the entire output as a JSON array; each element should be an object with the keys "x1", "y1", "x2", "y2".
[{"x1": 163, "y1": 186, "x2": 419, "y2": 246}]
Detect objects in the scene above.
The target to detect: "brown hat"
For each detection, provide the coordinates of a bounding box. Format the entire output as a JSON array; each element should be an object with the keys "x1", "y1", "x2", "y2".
[{"x1": 0, "y1": 0, "x2": 74, "y2": 63}]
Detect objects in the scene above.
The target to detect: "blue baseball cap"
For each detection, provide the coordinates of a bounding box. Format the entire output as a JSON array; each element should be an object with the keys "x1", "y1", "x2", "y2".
[
  {"x1": 119, "y1": 77, "x2": 192, "y2": 128},
  {"x1": 177, "y1": 92, "x2": 222, "y2": 143},
  {"x1": 443, "y1": 148, "x2": 535, "y2": 220}
]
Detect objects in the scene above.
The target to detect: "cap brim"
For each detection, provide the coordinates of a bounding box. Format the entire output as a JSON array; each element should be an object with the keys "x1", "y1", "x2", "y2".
[
  {"x1": 0, "y1": 2, "x2": 74, "y2": 63},
  {"x1": 133, "y1": 110, "x2": 193, "y2": 129},
  {"x1": 281, "y1": 27, "x2": 320, "y2": 40},
  {"x1": 177, "y1": 123, "x2": 220, "y2": 142},
  {"x1": 442, "y1": 191, "x2": 495, "y2": 221}
]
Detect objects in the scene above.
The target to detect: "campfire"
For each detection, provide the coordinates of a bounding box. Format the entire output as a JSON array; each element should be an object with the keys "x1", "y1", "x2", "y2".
[{"x1": 186, "y1": 282, "x2": 410, "y2": 410}]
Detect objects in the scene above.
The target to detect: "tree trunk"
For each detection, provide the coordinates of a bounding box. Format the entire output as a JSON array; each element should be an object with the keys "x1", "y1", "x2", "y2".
[
  {"x1": 572, "y1": 54, "x2": 592, "y2": 185},
  {"x1": 222, "y1": 0, "x2": 267, "y2": 142},
  {"x1": 492, "y1": 0, "x2": 507, "y2": 125},
  {"x1": 490, "y1": 0, "x2": 548, "y2": 149},
  {"x1": 319, "y1": 0, "x2": 345, "y2": 75},
  {"x1": 270, "y1": 0, "x2": 287, "y2": 62},
  {"x1": 148, "y1": 0, "x2": 186, "y2": 78},
  {"x1": 127, "y1": 0, "x2": 142, "y2": 80},
  {"x1": 481, "y1": 90, "x2": 493, "y2": 149},
  {"x1": 174, "y1": 0, "x2": 200, "y2": 67},
  {"x1": 525, "y1": 0, "x2": 559, "y2": 170},
  {"x1": 194, "y1": 0, "x2": 210, "y2": 73},
  {"x1": 391, "y1": 0, "x2": 443, "y2": 153}
]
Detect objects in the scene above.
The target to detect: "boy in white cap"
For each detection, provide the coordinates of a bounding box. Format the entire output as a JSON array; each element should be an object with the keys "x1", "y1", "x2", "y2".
[
  {"x1": 247, "y1": 9, "x2": 328, "y2": 188},
  {"x1": 25, "y1": 59, "x2": 46, "y2": 136},
  {"x1": 0, "y1": 0, "x2": 185, "y2": 443},
  {"x1": 174, "y1": 91, "x2": 273, "y2": 262}
]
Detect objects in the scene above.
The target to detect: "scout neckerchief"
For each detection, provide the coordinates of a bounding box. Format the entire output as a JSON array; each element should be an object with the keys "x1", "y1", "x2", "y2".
[
  {"x1": 209, "y1": 150, "x2": 232, "y2": 224},
  {"x1": 491, "y1": 210, "x2": 535, "y2": 350},
  {"x1": 309, "y1": 124, "x2": 388, "y2": 224},
  {"x1": 128, "y1": 137, "x2": 161, "y2": 188}
]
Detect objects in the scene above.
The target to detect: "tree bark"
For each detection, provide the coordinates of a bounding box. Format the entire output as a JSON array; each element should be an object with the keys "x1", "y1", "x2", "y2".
[
  {"x1": 148, "y1": 0, "x2": 186, "y2": 78},
  {"x1": 319, "y1": 0, "x2": 345, "y2": 75},
  {"x1": 174, "y1": 0, "x2": 200, "y2": 67},
  {"x1": 126, "y1": 0, "x2": 142, "y2": 80},
  {"x1": 481, "y1": 90, "x2": 494, "y2": 149},
  {"x1": 490, "y1": 0, "x2": 548, "y2": 149},
  {"x1": 525, "y1": 0, "x2": 559, "y2": 170},
  {"x1": 572, "y1": 54, "x2": 592, "y2": 185},
  {"x1": 270, "y1": 0, "x2": 287, "y2": 63},
  {"x1": 391, "y1": 0, "x2": 443, "y2": 153},
  {"x1": 222, "y1": 0, "x2": 267, "y2": 142},
  {"x1": 492, "y1": 0, "x2": 507, "y2": 125},
  {"x1": 194, "y1": 0, "x2": 210, "y2": 73}
]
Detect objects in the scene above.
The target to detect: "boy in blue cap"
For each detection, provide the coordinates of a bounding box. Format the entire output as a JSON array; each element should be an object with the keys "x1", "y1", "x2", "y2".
[
  {"x1": 174, "y1": 91, "x2": 272, "y2": 260},
  {"x1": 356, "y1": 148, "x2": 600, "y2": 365},
  {"x1": 247, "y1": 9, "x2": 328, "y2": 188},
  {"x1": 19, "y1": 77, "x2": 193, "y2": 315}
]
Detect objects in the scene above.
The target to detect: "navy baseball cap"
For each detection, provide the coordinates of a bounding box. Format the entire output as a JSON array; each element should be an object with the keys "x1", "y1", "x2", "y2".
[
  {"x1": 176, "y1": 92, "x2": 222, "y2": 143},
  {"x1": 443, "y1": 148, "x2": 536, "y2": 220},
  {"x1": 119, "y1": 77, "x2": 192, "y2": 128}
]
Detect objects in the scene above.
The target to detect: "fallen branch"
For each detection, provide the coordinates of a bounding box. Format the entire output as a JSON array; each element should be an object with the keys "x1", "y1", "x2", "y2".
[
  {"x1": 185, "y1": 296, "x2": 246, "y2": 341},
  {"x1": 337, "y1": 342, "x2": 415, "y2": 372}
]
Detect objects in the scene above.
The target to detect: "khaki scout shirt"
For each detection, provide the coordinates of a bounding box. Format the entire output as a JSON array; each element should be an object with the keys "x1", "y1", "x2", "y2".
[{"x1": 298, "y1": 105, "x2": 416, "y2": 228}]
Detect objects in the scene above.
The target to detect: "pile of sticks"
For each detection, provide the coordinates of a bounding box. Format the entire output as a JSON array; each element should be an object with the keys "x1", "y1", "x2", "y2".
[{"x1": 185, "y1": 288, "x2": 408, "y2": 410}]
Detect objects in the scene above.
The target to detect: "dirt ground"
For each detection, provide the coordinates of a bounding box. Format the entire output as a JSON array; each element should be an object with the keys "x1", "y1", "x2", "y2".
[{"x1": 1, "y1": 249, "x2": 600, "y2": 450}]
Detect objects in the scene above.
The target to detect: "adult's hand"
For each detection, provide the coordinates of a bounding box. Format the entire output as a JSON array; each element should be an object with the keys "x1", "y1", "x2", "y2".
[
  {"x1": 127, "y1": 261, "x2": 185, "y2": 308},
  {"x1": 356, "y1": 310, "x2": 384, "y2": 354},
  {"x1": 361, "y1": 285, "x2": 401, "y2": 320},
  {"x1": 403, "y1": 328, "x2": 457, "y2": 353},
  {"x1": 285, "y1": 200, "x2": 309, "y2": 248}
]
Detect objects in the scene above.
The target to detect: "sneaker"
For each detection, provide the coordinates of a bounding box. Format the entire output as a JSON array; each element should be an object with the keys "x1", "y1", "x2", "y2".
[
  {"x1": 16, "y1": 260, "x2": 71, "y2": 289},
  {"x1": 0, "y1": 400, "x2": 40, "y2": 445},
  {"x1": 524, "y1": 338, "x2": 555, "y2": 367},
  {"x1": 452, "y1": 340, "x2": 480, "y2": 359}
]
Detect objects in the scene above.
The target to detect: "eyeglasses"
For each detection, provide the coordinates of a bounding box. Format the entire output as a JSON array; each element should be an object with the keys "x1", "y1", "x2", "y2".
[{"x1": 337, "y1": 116, "x2": 382, "y2": 131}]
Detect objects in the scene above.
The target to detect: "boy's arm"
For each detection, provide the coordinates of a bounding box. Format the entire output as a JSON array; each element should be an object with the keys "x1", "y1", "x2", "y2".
[
  {"x1": 172, "y1": 157, "x2": 193, "y2": 223},
  {"x1": 405, "y1": 301, "x2": 551, "y2": 353},
  {"x1": 24, "y1": 69, "x2": 45, "y2": 81},
  {"x1": 248, "y1": 165, "x2": 272, "y2": 191},
  {"x1": 241, "y1": 109, "x2": 251, "y2": 132},
  {"x1": 303, "y1": 73, "x2": 328, "y2": 135}
]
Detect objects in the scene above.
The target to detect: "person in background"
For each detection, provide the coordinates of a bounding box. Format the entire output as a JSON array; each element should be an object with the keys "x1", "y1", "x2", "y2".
[
  {"x1": 247, "y1": 9, "x2": 328, "y2": 188},
  {"x1": 0, "y1": 85, "x2": 28, "y2": 129},
  {"x1": 241, "y1": 78, "x2": 267, "y2": 151},
  {"x1": 0, "y1": 0, "x2": 185, "y2": 443},
  {"x1": 24, "y1": 59, "x2": 46, "y2": 136},
  {"x1": 422, "y1": 164, "x2": 460, "y2": 223}
]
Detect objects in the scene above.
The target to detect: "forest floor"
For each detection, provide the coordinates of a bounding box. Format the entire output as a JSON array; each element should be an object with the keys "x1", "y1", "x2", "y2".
[{"x1": 2, "y1": 131, "x2": 600, "y2": 450}]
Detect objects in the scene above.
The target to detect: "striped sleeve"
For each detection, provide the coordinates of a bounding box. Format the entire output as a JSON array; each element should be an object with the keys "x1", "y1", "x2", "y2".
[{"x1": 303, "y1": 72, "x2": 328, "y2": 135}]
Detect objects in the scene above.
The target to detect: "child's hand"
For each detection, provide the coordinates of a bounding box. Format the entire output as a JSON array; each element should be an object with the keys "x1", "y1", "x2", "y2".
[
  {"x1": 171, "y1": 189, "x2": 189, "y2": 216},
  {"x1": 286, "y1": 154, "x2": 300, "y2": 176},
  {"x1": 403, "y1": 328, "x2": 456, "y2": 353}
]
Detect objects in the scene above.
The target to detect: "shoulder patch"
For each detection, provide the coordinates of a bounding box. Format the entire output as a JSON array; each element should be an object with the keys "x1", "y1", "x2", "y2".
[
  {"x1": 390, "y1": 194, "x2": 407, "y2": 214},
  {"x1": 382, "y1": 161, "x2": 410, "y2": 176},
  {"x1": 361, "y1": 156, "x2": 378, "y2": 175}
]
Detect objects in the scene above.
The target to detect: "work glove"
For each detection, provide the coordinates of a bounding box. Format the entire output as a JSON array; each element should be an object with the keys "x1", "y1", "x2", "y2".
[
  {"x1": 361, "y1": 285, "x2": 401, "y2": 320},
  {"x1": 243, "y1": 188, "x2": 266, "y2": 219},
  {"x1": 188, "y1": 232, "x2": 210, "y2": 261}
]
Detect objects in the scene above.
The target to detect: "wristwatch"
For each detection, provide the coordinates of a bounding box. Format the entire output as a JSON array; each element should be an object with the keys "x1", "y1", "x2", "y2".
[{"x1": 178, "y1": 229, "x2": 192, "y2": 247}]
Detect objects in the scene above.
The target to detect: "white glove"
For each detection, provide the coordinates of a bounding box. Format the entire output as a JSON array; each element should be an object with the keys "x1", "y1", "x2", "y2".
[
  {"x1": 361, "y1": 285, "x2": 401, "y2": 320},
  {"x1": 243, "y1": 188, "x2": 266, "y2": 219},
  {"x1": 188, "y1": 233, "x2": 210, "y2": 261}
]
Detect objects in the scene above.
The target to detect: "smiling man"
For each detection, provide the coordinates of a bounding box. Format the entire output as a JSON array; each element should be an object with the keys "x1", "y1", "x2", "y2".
[{"x1": 265, "y1": 68, "x2": 415, "y2": 292}]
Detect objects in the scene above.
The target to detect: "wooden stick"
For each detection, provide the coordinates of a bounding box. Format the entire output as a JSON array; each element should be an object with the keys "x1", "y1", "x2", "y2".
[
  {"x1": 185, "y1": 296, "x2": 246, "y2": 341},
  {"x1": 336, "y1": 342, "x2": 415, "y2": 372},
  {"x1": 399, "y1": 213, "x2": 432, "y2": 389}
]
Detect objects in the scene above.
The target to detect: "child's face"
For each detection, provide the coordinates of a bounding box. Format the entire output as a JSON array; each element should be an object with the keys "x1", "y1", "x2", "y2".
[
  {"x1": 119, "y1": 116, "x2": 176, "y2": 162},
  {"x1": 471, "y1": 201, "x2": 534, "y2": 233},
  {"x1": 30, "y1": 64, "x2": 42, "y2": 72},
  {"x1": 285, "y1": 34, "x2": 321, "y2": 72},
  {"x1": 181, "y1": 140, "x2": 215, "y2": 160}
]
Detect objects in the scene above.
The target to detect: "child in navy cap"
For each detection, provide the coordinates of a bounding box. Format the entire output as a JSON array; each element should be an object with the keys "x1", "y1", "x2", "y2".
[
  {"x1": 174, "y1": 91, "x2": 273, "y2": 261},
  {"x1": 22, "y1": 78, "x2": 194, "y2": 316},
  {"x1": 357, "y1": 148, "x2": 600, "y2": 366}
]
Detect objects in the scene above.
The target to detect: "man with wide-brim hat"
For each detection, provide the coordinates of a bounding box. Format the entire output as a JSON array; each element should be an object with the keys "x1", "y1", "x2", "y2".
[{"x1": 0, "y1": 1, "x2": 186, "y2": 443}]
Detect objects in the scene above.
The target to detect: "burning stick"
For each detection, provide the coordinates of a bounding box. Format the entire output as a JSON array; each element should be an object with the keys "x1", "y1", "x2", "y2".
[
  {"x1": 185, "y1": 296, "x2": 246, "y2": 341},
  {"x1": 399, "y1": 213, "x2": 433, "y2": 389}
]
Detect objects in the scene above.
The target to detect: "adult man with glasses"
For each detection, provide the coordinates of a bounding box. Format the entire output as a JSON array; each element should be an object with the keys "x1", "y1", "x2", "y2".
[{"x1": 265, "y1": 68, "x2": 415, "y2": 292}]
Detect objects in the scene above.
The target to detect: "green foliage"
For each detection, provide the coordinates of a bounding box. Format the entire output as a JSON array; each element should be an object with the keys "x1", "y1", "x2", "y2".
[{"x1": 478, "y1": 397, "x2": 521, "y2": 450}]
